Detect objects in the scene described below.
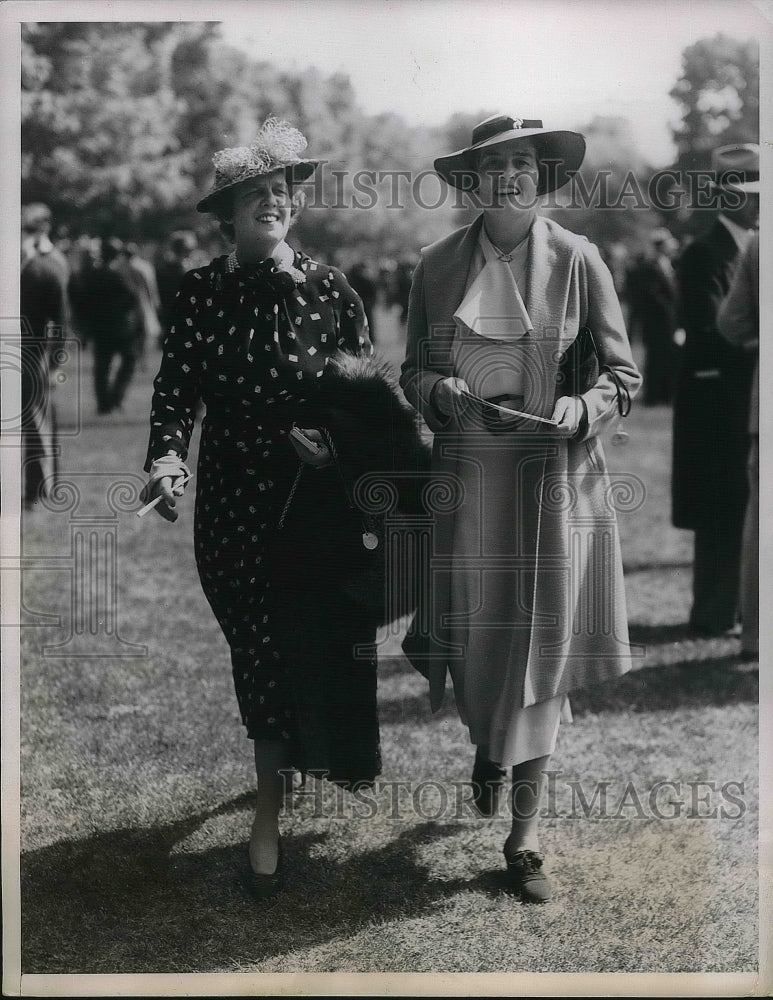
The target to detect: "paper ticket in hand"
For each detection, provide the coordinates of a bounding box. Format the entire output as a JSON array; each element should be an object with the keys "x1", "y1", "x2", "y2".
[{"x1": 460, "y1": 389, "x2": 559, "y2": 426}]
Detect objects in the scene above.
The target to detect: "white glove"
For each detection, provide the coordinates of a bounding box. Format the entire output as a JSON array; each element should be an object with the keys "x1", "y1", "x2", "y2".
[{"x1": 140, "y1": 454, "x2": 192, "y2": 522}]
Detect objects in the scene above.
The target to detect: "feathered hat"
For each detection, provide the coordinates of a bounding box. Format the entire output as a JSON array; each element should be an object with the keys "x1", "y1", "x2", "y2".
[{"x1": 197, "y1": 117, "x2": 319, "y2": 214}]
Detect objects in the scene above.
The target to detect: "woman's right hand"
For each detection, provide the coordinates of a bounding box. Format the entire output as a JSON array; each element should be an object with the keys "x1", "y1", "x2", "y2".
[
  {"x1": 146, "y1": 476, "x2": 181, "y2": 522},
  {"x1": 431, "y1": 377, "x2": 470, "y2": 417},
  {"x1": 141, "y1": 454, "x2": 191, "y2": 522}
]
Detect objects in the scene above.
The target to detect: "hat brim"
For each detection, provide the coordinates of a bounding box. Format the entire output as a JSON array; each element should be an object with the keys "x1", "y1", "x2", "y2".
[
  {"x1": 714, "y1": 178, "x2": 760, "y2": 194},
  {"x1": 434, "y1": 128, "x2": 586, "y2": 195},
  {"x1": 196, "y1": 160, "x2": 319, "y2": 214}
]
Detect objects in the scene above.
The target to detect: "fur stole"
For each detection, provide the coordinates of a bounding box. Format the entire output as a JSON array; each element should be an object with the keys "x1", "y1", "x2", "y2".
[{"x1": 269, "y1": 351, "x2": 431, "y2": 624}]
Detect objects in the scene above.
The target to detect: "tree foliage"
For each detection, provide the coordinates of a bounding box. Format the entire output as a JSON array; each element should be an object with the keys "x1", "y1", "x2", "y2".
[
  {"x1": 670, "y1": 33, "x2": 758, "y2": 171},
  {"x1": 22, "y1": 23, "x2": 198, "y2": 234},
  {"x1": 547, "y1": 115, "x2": 654, "y2": 251},
  {"x1": 23, "y1": 23, "x2": 756, "y2": 259},
  {"x1": 21, "y1": 22, "x2": 458, "y2": 254}
]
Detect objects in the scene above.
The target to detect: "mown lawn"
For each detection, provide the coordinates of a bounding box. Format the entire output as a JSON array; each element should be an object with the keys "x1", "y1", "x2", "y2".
[{"x1": 18, "y1": 307, "x2": 758, "y2": 979}]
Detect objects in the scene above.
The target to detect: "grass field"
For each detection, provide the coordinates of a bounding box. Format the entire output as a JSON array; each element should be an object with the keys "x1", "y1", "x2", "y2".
[{"x1": 18, "y1": 305, "x2": 758, "y2": 977}]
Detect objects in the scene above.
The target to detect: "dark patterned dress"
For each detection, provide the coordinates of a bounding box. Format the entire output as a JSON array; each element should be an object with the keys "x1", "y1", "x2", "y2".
[{"x1": 144, "y1": 249, "x2": 374, "y2": 762}]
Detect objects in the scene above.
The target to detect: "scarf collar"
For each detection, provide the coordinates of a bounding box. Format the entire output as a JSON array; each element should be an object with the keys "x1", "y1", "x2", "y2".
[
  {"x1": 217, "y1": 242, "x2": 306, "y2": 296},
  {"x1": 452, "y1": 223, "x2": 533, "y2": 341}
]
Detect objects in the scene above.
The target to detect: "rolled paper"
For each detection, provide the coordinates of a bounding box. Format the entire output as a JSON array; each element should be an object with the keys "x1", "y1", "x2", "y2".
[{"x1": 136, "y1": 475, "x2": 192, "y2": 518}]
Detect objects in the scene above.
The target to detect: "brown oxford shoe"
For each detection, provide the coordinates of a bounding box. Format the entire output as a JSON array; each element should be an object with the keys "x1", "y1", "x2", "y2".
[{"x1": 503, "y1": 849, "x2": 553, "y2": 903}]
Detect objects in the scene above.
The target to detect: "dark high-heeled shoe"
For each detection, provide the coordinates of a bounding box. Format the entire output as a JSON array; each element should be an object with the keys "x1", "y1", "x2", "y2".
[
  {"x1": 471, "y1": 749, "x2": 507, "y2": 817},
  {"x1": 247, "y1": 838, "x2": 284, "y2": 901}
]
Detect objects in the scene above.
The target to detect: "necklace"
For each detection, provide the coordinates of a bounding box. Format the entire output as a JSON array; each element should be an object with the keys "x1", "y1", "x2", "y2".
[
  {"x1": 228, "y1": 243, "x2": 305, "y2": 287},
  {"x1": 491, "y1": 245, "x2": 513, "y2": 263},
  {"x1": 231, "y1": 242, "x2": 294, "y2": 271},
  {"x1": 485, "y1": 227, "x2": 531, "y2": 263}
]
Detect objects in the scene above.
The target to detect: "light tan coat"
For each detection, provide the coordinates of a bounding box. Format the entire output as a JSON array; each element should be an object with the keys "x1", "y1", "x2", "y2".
[{"x1": 401, "y1": 214, "x2": 642, "y2": 715}]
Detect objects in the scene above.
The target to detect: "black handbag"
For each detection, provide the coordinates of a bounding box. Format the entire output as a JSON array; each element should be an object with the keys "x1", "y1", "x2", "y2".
[{"x1": 557, "y1": 326, "x2": 632, "y2": 417}]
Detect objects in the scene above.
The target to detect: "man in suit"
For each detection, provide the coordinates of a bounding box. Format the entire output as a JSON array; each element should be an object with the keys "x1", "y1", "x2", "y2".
[
  {"x1": 672, "y1": 144, "x2": 759, "y2": 636},
  {"x1": 625, "y1": 228, "x2": 680, "y2": 405},
  {"x1": 348, "y1": 261, "x2": 378, "y2": 342},
  {"x1": 155, "y1": 230, "x2": 199, "y2": 344},
  {"x1": 77, "y1": 238, "x2": 143, "y2": 413},
  {"x1": 122, "y1": 242, "x2": 162, "y2": 368},
  {"x1": 20, "y1": 203, "x2": 70, "y2": 507}
]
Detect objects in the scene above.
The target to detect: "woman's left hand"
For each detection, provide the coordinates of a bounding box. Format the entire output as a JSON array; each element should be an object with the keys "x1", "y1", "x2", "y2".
[
  {"x1": 290, "y1": 427, "x2": 333, "y2": 468},
  {"x1": 550, "y1": 396, "x2": 585, "y2": 437}
]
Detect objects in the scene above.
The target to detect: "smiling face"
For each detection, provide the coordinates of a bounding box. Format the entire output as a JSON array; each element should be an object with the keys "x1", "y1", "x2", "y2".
[
  {"x1": 474, "y1": 138, "x2": 540, "y2": 211},
  {"x1": 229, "y1": 169, "x2": 293, "y2": 262}
]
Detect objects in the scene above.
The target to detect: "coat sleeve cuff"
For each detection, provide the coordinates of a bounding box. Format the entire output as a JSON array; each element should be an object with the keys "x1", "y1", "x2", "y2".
[
  {"x1": 428, "y1": 377, "x2": 453, "y2": 428},
  {"x1": 571, "y1": 397, "x2": 590, "y2": 440}
]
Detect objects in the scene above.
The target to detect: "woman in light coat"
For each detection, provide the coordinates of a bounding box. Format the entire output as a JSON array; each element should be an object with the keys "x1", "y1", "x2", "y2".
[{"x1": 401, "y1": 114, "x2": 642, "y2": 902}]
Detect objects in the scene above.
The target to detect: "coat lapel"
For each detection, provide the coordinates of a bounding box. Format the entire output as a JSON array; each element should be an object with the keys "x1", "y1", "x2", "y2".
[
  {"x1": 426, "y1": 214, "x2": 484, "y2": 316},
  {"x1": 522, "y1": 216, "x2": 581, "y2": 416},
  {"x1": 421, "y1": 216, "x2": 484, "y2": 373}
]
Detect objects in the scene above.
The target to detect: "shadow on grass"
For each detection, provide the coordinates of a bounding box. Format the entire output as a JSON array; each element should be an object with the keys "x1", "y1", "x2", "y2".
[
  {"x1": 375, "y1": 653, "x2": 415, "y2": 680},
  {"x1": 569, "y1": 656, "x2": 758, "y2": 716},
  {"x1": 627, "y1": 623, "x2": 697, "y2": 645},
  {"x1": 378, "y1": 693, "x2": 458, "y2": 725},
  {"x1": 624, "y1": 560, "x2": 692, "y2": 574},
  {"x1": 376, "y1": 655, "x2": 757, "y2": 725},
  {"x1": 22, "y1": 802, "x2": 482, "y2": 974}
]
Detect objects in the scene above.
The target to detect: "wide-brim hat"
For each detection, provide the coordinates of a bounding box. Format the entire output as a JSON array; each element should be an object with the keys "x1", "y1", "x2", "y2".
[
  {"x1": 711, "y1": 143, "x2": 759, "y2": 193},
  {"x1": 197, "y1": 117, "x2": 319, "y2": 214},
  {"x1": 434, "y1": 114, "x2": 586, "y2": 195}
]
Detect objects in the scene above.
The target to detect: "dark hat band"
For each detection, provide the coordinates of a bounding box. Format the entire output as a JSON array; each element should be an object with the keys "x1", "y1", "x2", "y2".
[{"x1": 471, "y1": 116, "x2": 543, "y2": 146}]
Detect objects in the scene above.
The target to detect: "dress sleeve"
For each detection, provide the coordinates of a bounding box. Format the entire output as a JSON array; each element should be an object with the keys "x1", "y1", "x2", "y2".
[
  {"x1": 330, "y1": 267, "x2": 373, "y2": 357},
  {"x1": 576, "y1": 241, "x2": 642, "y2": 441},
  {"x1": 143, "y1": 271, "x2": 203, "y2": 472}
]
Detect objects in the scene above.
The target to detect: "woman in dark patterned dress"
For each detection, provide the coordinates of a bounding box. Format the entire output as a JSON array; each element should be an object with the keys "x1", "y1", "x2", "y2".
[{"x1": 141, "y1": 120, "x2": 378, "y2": 899}]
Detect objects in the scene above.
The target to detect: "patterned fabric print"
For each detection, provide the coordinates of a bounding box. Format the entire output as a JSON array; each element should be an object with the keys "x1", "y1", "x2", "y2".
[{"x1": 145, "y1": 250, "x2": 371, "y2": 743}]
